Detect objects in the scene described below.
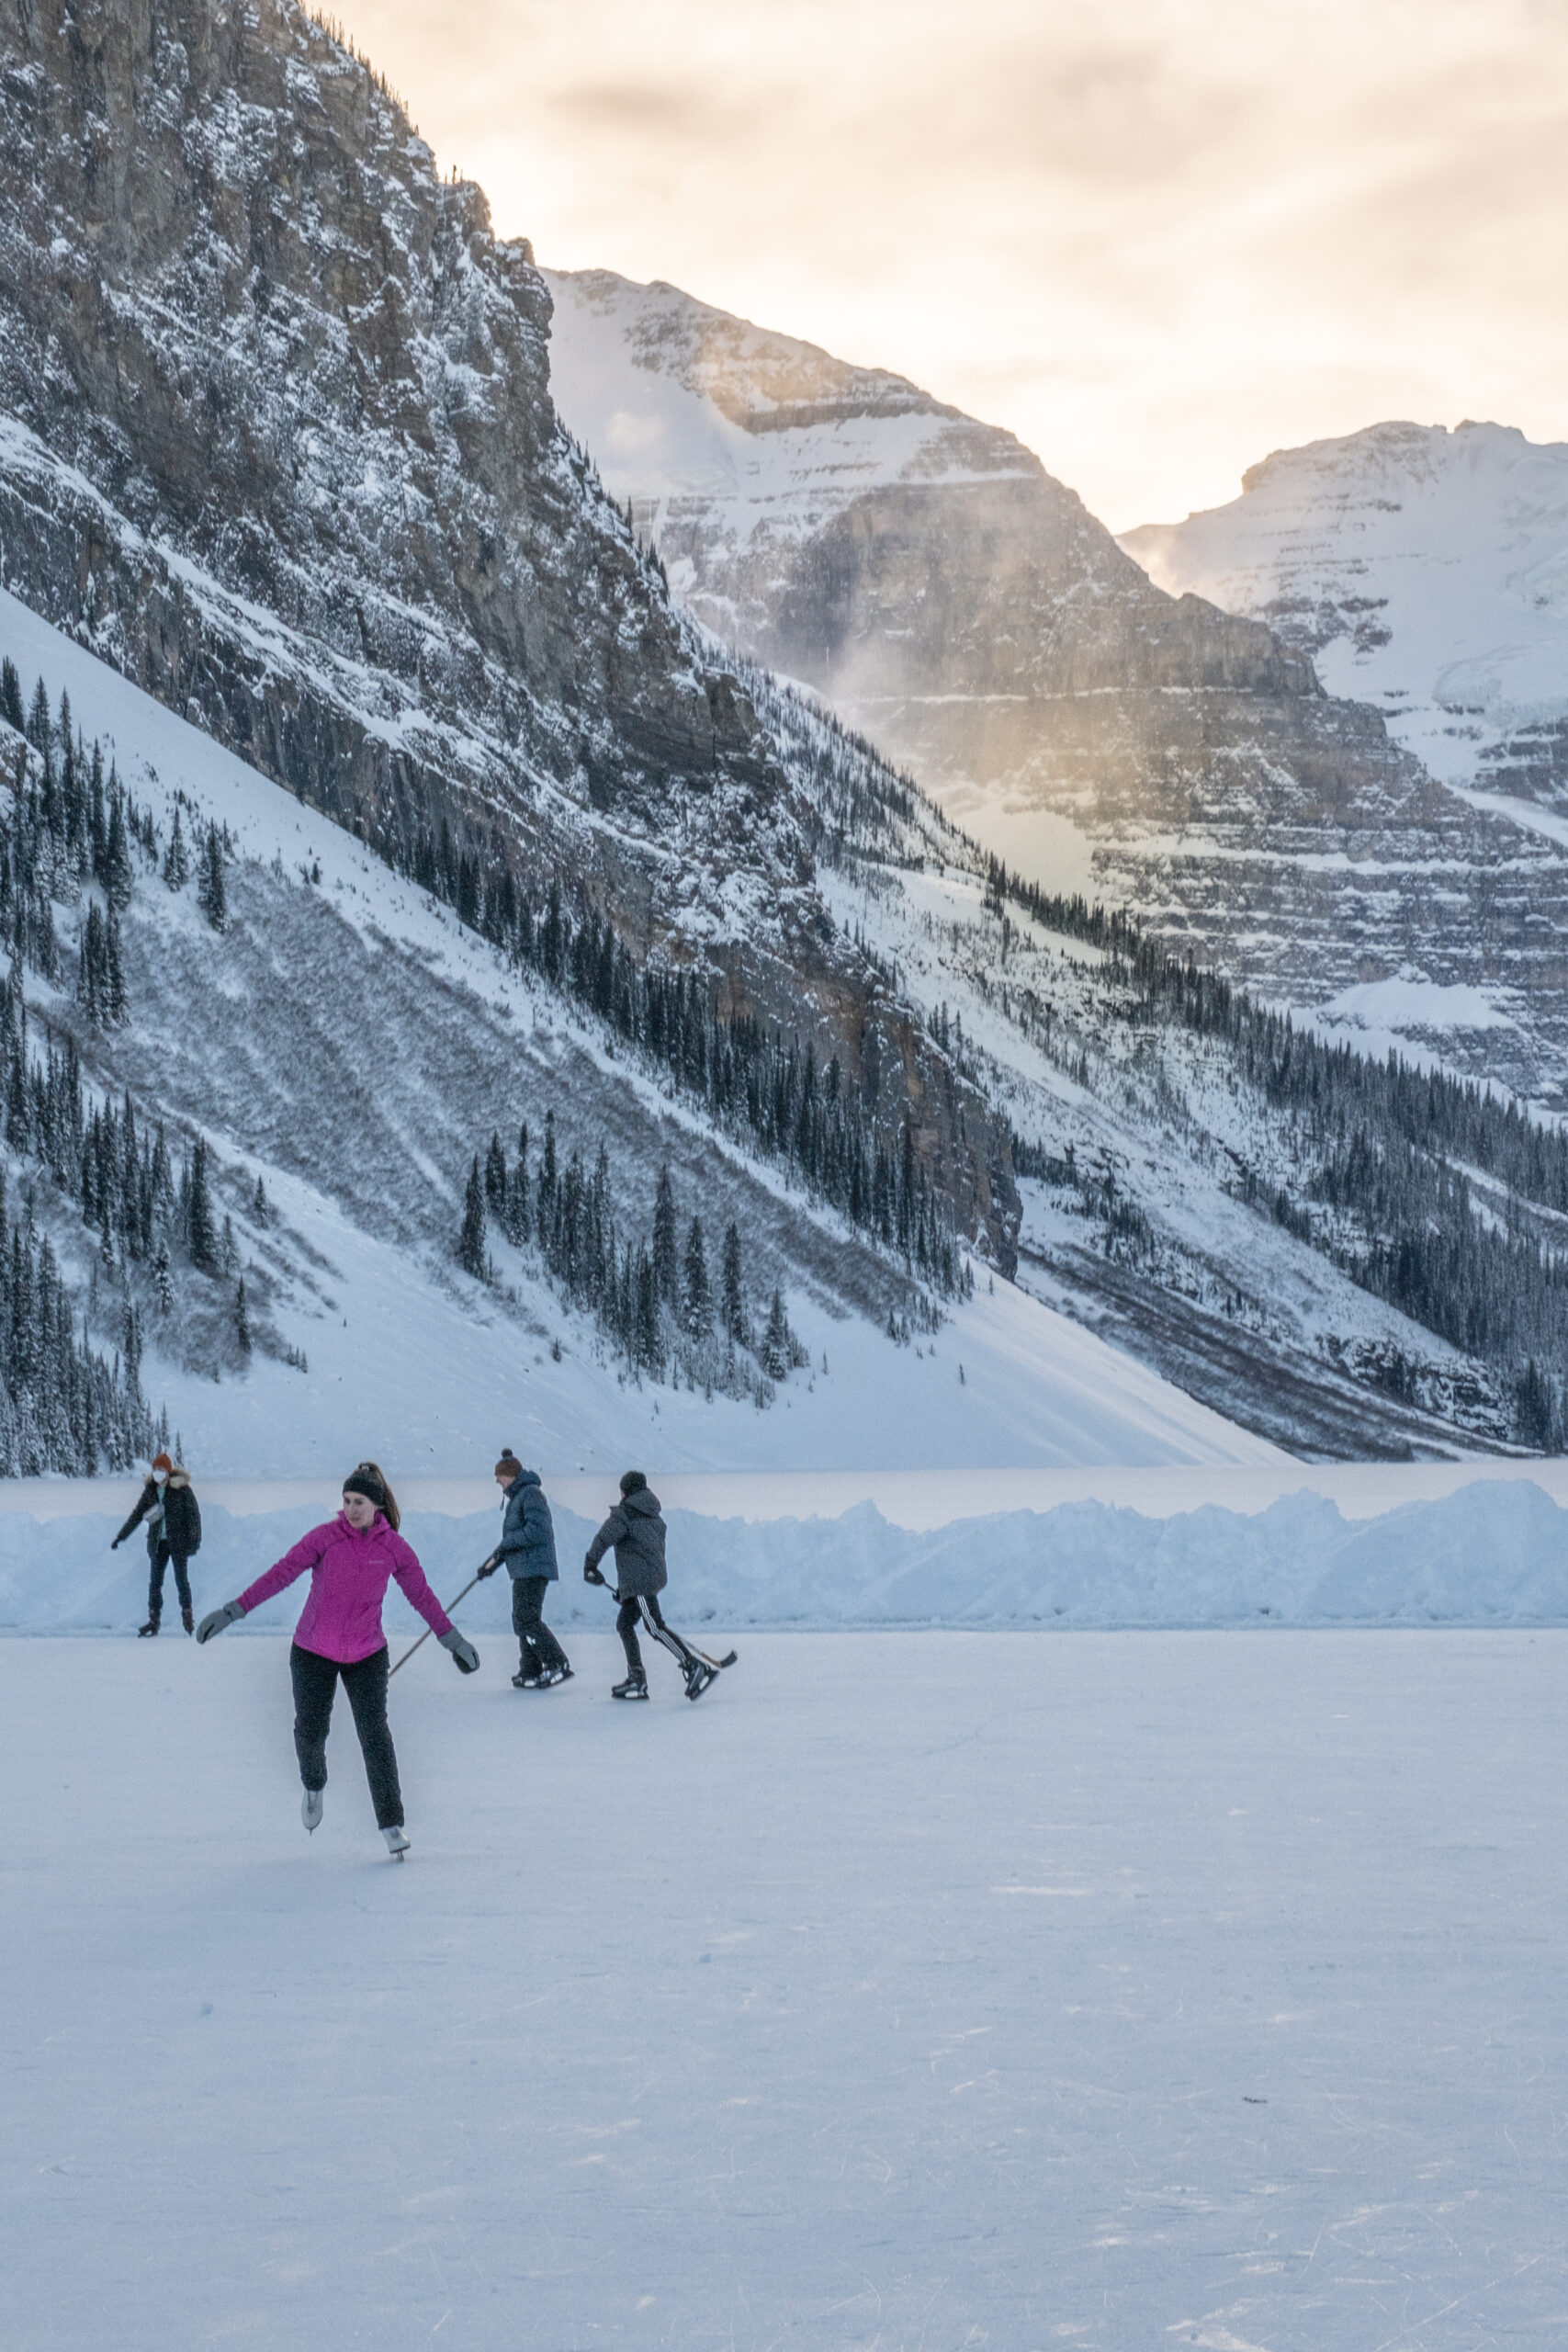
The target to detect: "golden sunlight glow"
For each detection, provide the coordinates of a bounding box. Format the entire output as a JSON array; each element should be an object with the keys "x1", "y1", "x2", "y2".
[{"x1": 337, "y1": 0, "x2": 1568, "y2": 531}]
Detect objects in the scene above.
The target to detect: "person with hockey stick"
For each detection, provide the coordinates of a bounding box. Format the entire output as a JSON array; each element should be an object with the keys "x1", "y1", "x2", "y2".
[
  {"x1": 112, "y1": 1451, "x2": 203, "y2": 1636},
  {"x1": 196, "y1": 1462, "x2": 479, "y2": 1859},
  {"x1": 476, "y1": 1449, "x2": 572, "y2": 1689},
  {"x1": 583, "y1": 1470, "x2": 721, "y2": 1702}
]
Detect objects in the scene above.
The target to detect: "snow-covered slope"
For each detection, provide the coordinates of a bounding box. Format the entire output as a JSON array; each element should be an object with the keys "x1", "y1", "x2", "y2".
[
  {"x1": 544, "y1": 275, "x2": 1568, "y2": 1102},
  {"x1": 0, "y1": 586, "x2": 1283, "y2": 1476},
  {"x1": 1122, "y1": 420, "x2": 1568, "y2": 807}
]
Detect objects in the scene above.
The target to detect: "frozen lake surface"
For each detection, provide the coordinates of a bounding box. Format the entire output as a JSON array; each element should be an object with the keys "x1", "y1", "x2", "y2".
[{"x1": 4, "y1": 1631, "x2": 1565, "y2": 2349}]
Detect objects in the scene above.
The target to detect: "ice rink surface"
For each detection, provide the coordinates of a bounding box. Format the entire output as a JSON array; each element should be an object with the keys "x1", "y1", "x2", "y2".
[{"x1": 4, "y1": 1631, "x2": 1565, "y2": 2350}]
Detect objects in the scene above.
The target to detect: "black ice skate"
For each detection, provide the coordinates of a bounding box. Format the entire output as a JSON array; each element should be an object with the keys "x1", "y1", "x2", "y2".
[
  {"x1": 612, "y1": 1674, "x2": 649, "y2": 1701},
  {"x1": 181, "y1": 1603, "x2": 195, "y2": 1636},
  {"x1": 683, "y1": 1658, "x2": 717, "y2": 1702},
  {"x1": 138, "y1": 1615, "x2": 160, "y2": 1638}
]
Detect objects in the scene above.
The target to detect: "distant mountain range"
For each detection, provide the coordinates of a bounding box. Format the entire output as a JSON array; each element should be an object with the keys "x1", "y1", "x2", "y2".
[{"x1": 547, "y1": 272, "x2": 1568, "y2": 1105}]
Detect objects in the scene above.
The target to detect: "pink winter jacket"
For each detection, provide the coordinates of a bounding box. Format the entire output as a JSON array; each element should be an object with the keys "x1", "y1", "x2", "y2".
[{"x1": 237, "y1": 1512, "x2": 453, "y2": 1664}]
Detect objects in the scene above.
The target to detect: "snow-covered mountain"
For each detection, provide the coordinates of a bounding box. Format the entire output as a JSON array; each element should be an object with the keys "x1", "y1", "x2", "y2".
[
  {"x1": 546, "y1": 273, "x2": 1568, "y2": 1105},
  {"x1": 0, "y1": 0, "x2": 1016, "y2": 1272},
  {"x1": 1122, "y1": 421, "x2": 1568, "y2": 808},
  {"x1": 0, "y1": 585, "x2": 1290, "y2": 1476}
]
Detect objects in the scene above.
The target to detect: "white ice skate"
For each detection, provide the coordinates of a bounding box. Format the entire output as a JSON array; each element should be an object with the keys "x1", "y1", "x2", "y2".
[
  {"x1": 301, "y1": 1789, "x2": 323, "y2": 1834},
  {"x1": 383, "y1": 1824, "x2": 411, "y2": 1860}
]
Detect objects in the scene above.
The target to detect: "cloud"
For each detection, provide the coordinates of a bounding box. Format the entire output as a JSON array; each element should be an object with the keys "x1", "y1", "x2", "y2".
[{"x1": 340, "y1": 0, "x2": 1568, "y2": 529}]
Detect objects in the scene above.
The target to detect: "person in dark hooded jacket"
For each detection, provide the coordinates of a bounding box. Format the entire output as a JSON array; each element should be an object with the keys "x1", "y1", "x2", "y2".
[
  {"x1": 113, "y1": 1453, "x2": 203, "y2": 1636},
  {"x1": 583, "y1": 1470, "x2": 716, "y2": 1701},
  {"x1": 477, "y1": 1450, "x2": 571, "y2": 1688}
]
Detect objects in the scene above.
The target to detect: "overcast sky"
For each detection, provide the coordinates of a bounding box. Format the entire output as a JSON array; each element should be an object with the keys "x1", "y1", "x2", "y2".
[{"x1": 339, "y1": 0, "x2": 1568, "y2": 532}]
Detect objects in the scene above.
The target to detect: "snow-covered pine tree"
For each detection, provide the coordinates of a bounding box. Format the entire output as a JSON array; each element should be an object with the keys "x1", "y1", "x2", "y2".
[
  {"x1": 154, "y1": 1240, "x2": 173, "y2": 1315},
  {"x1": 197, "y1": 821, "x2": 227, "y2": 931},
  {"x1": 458, "y1": 1155, "x2": 487, "y2": 1277},
  {"x1": 234, "y1": 1277, "x2": 252, "y2": 1358},
  {"x1": 163, "y1": 805, "x2": 190, "y2": 889},
  {"x1": 103, "y1": 786, "x2": 134, "y2": 910},
  {"x1": 186, "y1": 1137, "x2": 219, "y2": 1271},
  {"x1": 105, "y1": 909, "x2": 128, "y2": 1025},
  {"x1": 761, "y1": 1287, "x2": 792, "y2": 1380},
  {"x1": 503, "y1": 1122, "x2": 530, "y2": 1246},
  {"x1": 652, "y1": 1162, "x2": 678, "y2": 1310},
  {"x1": 720, "y1": 1219, "x2": 748, "y2": 1346},
  {"x1": 0, "y1": 658, "x2": 22, "y2": 734},
  {"x1": 682, "y1": 1216, "x2": 711, "y2": 1338},
  {"x1": 484, "y1": 1129, "x2": 507, "y2": 1212},
  {"x1": 252, "y1": 1175, "x2": 268, "y2": 1225}
]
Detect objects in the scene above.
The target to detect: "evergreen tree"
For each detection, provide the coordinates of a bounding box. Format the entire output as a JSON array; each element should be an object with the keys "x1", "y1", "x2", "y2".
[
  {"x1": 234, "y1": 1277, "x2": 253, "y2": 1359},
  {"x1": 652, "y1": 1162, "x2": 678, "y2": 1310},
  {"x1": 0, "y1": 658, "x2": 22, "y2": 735},
  {"x1": 163, "y1": 805, "x2": 190, "y2": 889},
  {"x1": 252, "y1": 1175, "x2": 268, "y2": 1225},
  {"x1": 153, "y1": 1241, "x2": 173, "y2": 1316},
  {"x1": 197, "y1": 821, "x2": 227, "y2": 930},
  {"x1": 186, "y1": 1137, "x2": 219, "y2": 1271},
  {"x1": 105, "y1": 909, "x2": 128, "y2": 1025},
  {"x1": 103, "y1": 789, "x2": 134, "y2": 910},
  {"x1": 458, "y1": 1154, "x2": 487, "y2": 1277},
  {"x1": 682, "y1": 1216, "x2": 711, "y2": 1338},
  {"x1": 761, "y1": 1287, "x2": 792, "y2": 1380},
  {"x1": 720, "y1": 1219, "x2": 748, "y2": 1345},
  {"x1": 502, "y1": 1122, "x2": 531, "y2": 1246},
  {"x1": 484, "y1": 1129, "x2": 507, "y2": 1212}
]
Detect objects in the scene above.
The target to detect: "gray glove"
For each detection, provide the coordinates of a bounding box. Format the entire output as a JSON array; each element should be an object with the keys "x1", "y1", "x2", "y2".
[
  {"x1": 439, "y1": 1628, "x2": 479, "y2": 1674},
  {"x1": 110, "y1": 1534, "x2": 123, "y2": 1550},
  {"x1": 583, "y1": 1560, "x2": 607, "y2": 1587},
  {"x1": 196, "y1": 1600, "x2": 245, "y2": 1644}
]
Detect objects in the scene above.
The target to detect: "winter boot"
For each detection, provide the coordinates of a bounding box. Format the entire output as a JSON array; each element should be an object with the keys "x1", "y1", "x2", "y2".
[
  {"x1": 138, "y1": 1614, "x2": 160, "y2": 1638},
  {"x1": 301, "y1": 1788, "x2": 323, "y2": 1834},
  {"x1": 181, "y1": 1602, "x2": 195, "y2": 1636},
  {"x1": 383, "y1": 1824, "x2": 411, "y2": 1860},
  {"x1": 683, "y1": 1657, "x2": 716, "y2": 1703},
  {"x1": 612, "y1": 1673, "x2": 649, "y2": 1702}
]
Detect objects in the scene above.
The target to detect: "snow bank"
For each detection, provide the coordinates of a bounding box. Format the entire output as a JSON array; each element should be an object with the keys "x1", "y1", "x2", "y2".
[{"x1": 6, "y1": 1477, "x2": 1564, "y2": 1633}]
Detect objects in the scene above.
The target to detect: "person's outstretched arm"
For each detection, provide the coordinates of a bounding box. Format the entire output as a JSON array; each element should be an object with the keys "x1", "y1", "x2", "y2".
[
  {"x1": 232, "y1": 1524, "x2": 332, "y2": 1617},
  {"x1": 109, "y1": 1484, "x2": 153, "y2": 1550}
]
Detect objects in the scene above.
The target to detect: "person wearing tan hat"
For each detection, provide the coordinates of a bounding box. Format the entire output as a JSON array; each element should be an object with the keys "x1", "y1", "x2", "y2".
[
  {"x1": 112, "y1": 1452, "x2": 203, "y2": 1636},
  {"x1": 477, "y1": 1450, "x2": 572, "y2": 1689}
]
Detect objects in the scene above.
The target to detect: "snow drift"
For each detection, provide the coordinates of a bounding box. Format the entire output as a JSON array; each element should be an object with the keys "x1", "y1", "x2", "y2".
[{"x1": 5, "y1": 1476, "x2": 1563, "y2": 1634}]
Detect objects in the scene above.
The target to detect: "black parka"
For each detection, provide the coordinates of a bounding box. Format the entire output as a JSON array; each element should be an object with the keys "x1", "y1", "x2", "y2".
[{"x1": 116, "y1": 1471, "x2": 202, "y2": 1560}]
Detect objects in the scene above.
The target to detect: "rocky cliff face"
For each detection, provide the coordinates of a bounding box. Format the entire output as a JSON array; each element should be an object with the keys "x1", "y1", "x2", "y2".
[
  {"x1": 547, "y1": 272, "x2": 1568, "y2": 1106},
  {"x1": 0, "y1": 0, "x2": 1016, "y2": 1260}
]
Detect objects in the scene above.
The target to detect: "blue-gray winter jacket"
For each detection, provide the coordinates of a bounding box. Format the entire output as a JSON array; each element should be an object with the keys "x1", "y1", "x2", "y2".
[{"x1": 498, "y1": 1470, "x2": 558, "y2": 1582}]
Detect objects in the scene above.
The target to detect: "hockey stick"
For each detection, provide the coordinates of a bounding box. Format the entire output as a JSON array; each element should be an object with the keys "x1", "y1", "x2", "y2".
[
  {"x1": 389, "y1": 1565, "x2": 490, "y2": 1678},
  {"x1": 585, "y1": 1573, "x2": 737, "y2": 1672}
]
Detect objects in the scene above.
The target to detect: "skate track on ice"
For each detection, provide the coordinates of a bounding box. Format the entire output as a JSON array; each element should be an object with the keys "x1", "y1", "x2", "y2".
[{"x1": 2, "y1": 1631, "x2": 1564, "y2": 2349}]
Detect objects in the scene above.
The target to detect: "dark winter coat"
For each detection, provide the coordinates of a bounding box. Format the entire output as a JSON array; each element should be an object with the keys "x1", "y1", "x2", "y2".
[
  {"x1": 584, "y1": 1487, "x2": 667, "y2": 1598},
  {"x1": 116, "y1": 1472, "x2": 202, "y2": 1561},
  {"x1": 497, "y1": 1469, "x2": 558, "y2": 1582}
]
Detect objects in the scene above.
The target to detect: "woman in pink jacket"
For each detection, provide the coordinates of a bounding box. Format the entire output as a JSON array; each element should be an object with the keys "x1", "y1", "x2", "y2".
[{"x1": 197, "y1": 1463, "x2": 479, "y2": 1858}]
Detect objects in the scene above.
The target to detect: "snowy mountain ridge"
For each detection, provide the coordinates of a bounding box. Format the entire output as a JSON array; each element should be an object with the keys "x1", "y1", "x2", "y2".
[
  {"x1": 1122, "y1": 419, "x2": 1568, "y2": 808},
  {"x1": 545, "y1": 272, "x2": 1568, "y2": 1108}
]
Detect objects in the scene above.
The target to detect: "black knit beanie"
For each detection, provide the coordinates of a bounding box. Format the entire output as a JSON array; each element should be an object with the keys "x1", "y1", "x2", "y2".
[
  {"x1": 343, "y1": 1463, "x2": 387, "y2": 1509},
  {"x1": 619, "y1": 1469, "x2": 647, "y2": 1497}
]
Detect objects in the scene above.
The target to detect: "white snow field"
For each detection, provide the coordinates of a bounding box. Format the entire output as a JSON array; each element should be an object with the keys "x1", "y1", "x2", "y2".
[{"x1": 3, "y1": 1629, "x2": 1565, "y2": 2350}]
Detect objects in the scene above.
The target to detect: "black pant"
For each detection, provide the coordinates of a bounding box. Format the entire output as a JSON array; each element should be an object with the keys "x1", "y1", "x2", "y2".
[
  {"x1": 149, "y1": 1547, "x2": 191, "y2": 1616},
  {"x1": 511, "y1": 1576, "x2": 569, "y2": 1675},
  {"x1": 616, "y1": 1592, "x2": 697, "y2": 1679},
  {"x1": 289, "y1": 1643, "x2": 403, "y2": 1828}
]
